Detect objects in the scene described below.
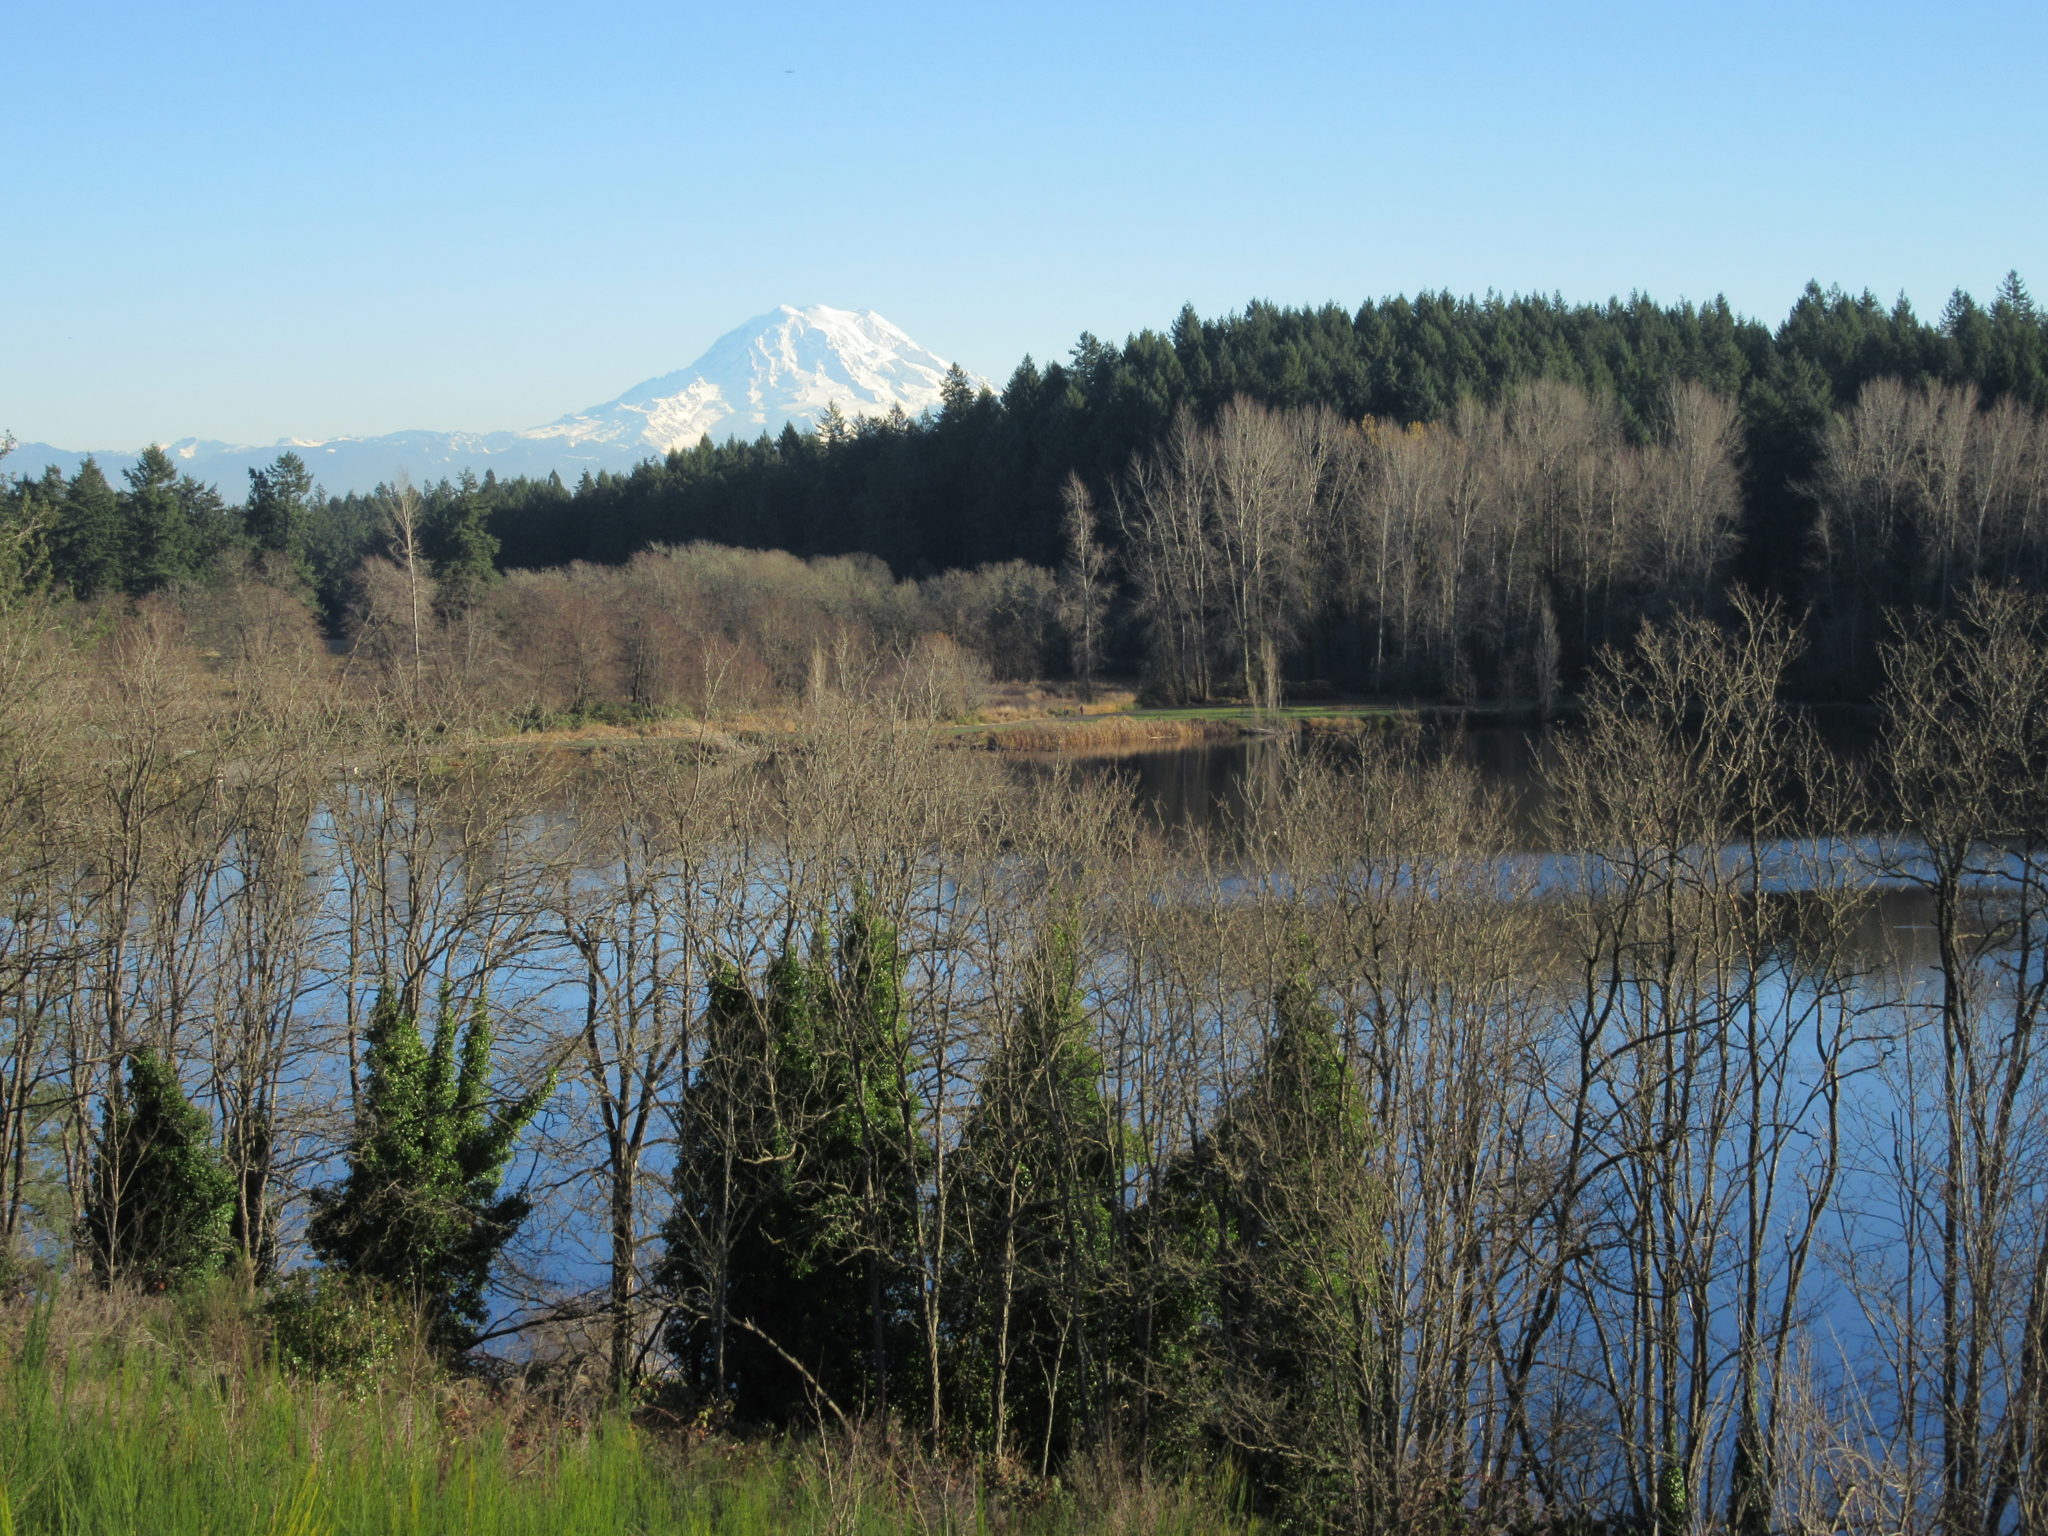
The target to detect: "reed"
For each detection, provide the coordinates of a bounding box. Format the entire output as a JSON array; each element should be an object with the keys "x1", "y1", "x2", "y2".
[{"x1": 966, "y1": 716, "x2": 1247, "y2": 754}]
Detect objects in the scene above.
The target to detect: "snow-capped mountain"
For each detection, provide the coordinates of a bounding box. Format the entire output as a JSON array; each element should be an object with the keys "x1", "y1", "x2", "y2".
[
  {"x1": 6, "y1": 306, "x2": 982, "y2": 496},
  {"x1": 527, "y1": 305, "x2": 970, "y2": 453}
]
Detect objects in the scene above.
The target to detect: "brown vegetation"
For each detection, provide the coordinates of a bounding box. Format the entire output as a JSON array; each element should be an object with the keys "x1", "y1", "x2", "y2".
[{"x1": 15, "y1": 436, "x2": 2048, "y2": 1531}]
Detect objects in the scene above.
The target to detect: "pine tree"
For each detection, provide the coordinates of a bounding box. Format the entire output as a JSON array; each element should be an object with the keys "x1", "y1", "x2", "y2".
[
  {"x1": 121, "y1": 445, "x2": 198, "y2": 595},
  {"x1": 939, "y1": 363, "x2": 978, "y2": 422},
  {"x1": 428, "y1": 470, "x2": 500, "y2": 616},
  {"x1": 0, "y1": 458, "x2": 54, "y2": 602},
  {"x1": 82, "y1": 1052, "x2": 236, "y2": 1291},
  {"x1": 306, "y1": 988, "x2": 550, "y2": 1350},
  {"x1": 816, "y1": 401, "x2": 851, "y2": 447},
  {"x1": 1985, "y1": 270, "x2": 2047, "y2": 409},
  {"x1": 245, "y1": 452, "x2": 314, "y2": 561}
]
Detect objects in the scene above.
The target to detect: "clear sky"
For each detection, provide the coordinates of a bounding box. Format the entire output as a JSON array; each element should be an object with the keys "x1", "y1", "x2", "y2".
[{"x1": 4, "y1": 0, "x2": 2042, "y2": 451}]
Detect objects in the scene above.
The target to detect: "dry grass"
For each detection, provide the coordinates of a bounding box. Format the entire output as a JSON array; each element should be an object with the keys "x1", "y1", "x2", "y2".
[
  {"x1": 972, "y1": 681, "x2": 1140, "y2": 723},
  {"x1": 962, "y1": 716, "x2": 1248, "y2": 754},
  {"x1": 476, "y1": 683, "x2": 1157, "y2": 753},
  {"x1": 489, "y1": 717, "x2": 743, "y2": 751}
]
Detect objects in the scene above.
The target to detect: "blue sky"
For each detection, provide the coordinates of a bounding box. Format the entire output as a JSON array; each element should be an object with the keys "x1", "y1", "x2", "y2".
[{"x1": 4, "y1": 0, "x2": 2042, "y2": 450}]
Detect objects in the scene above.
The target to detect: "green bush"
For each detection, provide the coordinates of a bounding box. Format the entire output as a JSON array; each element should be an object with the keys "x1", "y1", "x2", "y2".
[
  {"x1": 305, "y1": 987, "x2": 551, "y2": 1351},
  {"x1": 263, "y1": 1270, "x2": 417, "y2": 1381}
]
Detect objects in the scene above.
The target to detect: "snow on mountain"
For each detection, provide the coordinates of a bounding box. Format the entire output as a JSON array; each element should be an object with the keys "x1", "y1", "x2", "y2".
[
  {"x1": 6, "y1": 307, "x2": 982, "y2": 496},
  {"x1": 527, "y1": 304, "x2": 974, "y2": 452}
]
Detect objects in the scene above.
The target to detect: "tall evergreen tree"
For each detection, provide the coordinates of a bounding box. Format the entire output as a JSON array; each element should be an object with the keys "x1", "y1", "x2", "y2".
[
  {"x1": 0, "y1": 458, "x2": 54, "y2": 601},
  {"x1": 82, "y1": 1052, "x2": 236, "y2": 1292},
  {"x1": 826, "y1": 891, "x2": 928, "y2": 1415},
  {"x1": 949, "y1": 929, "x2": 1118, "y2": 1470},
  {"x1": 121, "y1": 445, "x2": 198, "y2": 595},
  {"x1": 661, "y1": 950, "x2": 836, "y2": 1421},
  {"x1": 1140, "y1": 970, "x2": 1385, "y2": 1524},
  {"x1": 427, "y1": 470, "x2": 500, "y2": 616},
  {"x1": 245, "y1": 451, "x2": 314, "y2": 563},
  {"x1": 1212, "y1": 974, "x2": 1383, "y2": 1521},
  {"x1": 660, "y1": 899, "x2": 927, "y2": 1423},
  {"x1": 51, "y1": 458, "x2": 122, "y2": 599}
]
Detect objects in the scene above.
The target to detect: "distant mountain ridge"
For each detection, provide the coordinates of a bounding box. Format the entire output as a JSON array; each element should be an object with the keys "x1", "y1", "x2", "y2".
[{"x1": 6, "y1": 305, "x2": 982, "y2": 497}]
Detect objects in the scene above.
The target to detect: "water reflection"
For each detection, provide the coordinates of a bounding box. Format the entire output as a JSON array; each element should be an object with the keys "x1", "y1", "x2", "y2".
[
  {"x1": 1006, "y1": 729, "x2": 1973, "y2": 980},
  {"x1": 1006, "y1": 739, "x2": 1274, "y2": 832},
  {"x1": 1008, "y1": 724, "x2": 1555, "y2": 840}
]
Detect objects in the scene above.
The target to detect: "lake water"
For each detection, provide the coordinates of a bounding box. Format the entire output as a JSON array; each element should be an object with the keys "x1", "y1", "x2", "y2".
[{"x1": 1006, "y1": 722, "x2": 1557, "y2": 837}]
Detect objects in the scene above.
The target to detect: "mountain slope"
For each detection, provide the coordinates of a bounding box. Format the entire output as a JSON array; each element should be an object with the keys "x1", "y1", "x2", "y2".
[{"x1": 528, "y1": 305, "x2": 968, "y2": 452}]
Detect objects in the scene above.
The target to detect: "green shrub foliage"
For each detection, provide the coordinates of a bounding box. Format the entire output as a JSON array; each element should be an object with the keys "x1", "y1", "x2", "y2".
[
  {"x1": 306, "y1": 987, "x2": 550, "y2": 1351},
  {"x1": 263, "y1": 1269, "x2": 417, "y2": 1382}
]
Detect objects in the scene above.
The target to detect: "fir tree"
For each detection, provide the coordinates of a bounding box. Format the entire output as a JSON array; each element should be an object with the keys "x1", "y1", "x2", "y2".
[
  {"x1": 245, "y1": 452, "x2": 314, "y2": 561},
  {"x1": 51, "y1": 458, "x2": 122, "y2": 599},
  {"x1": 121, "y1": 445, "x2": 198, "y2": 595},
  {"x1": 0, "y1": 460, "x2": 53, "y2": 602},
  {"x1": 82, "y1": 1052, "x2": 236, "y2": 1291},
  {"x1": 949, "y1": 928, "x2": 1118, "y2": 1470},
  {"x1": 427, "y1": 470, "x2": 500, "y2": 616}
]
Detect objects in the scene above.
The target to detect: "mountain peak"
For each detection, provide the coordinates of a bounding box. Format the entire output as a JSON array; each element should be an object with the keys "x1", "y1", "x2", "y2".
[
  {"x1": 9, "y1": 307, "x2": 982, "y2": 496},
  {"x1": 522, "y1": 305, "x2": 978, "y2": 453}
]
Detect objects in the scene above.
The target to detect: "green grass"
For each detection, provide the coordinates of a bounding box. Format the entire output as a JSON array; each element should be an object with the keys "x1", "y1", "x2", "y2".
[{"x1": 0, "y1": 1296, "x2": 1250, "y2": 1536}]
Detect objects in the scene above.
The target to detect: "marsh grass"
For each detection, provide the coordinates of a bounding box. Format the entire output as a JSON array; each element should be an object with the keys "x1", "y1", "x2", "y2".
[
  {"x1": 960, "y1": 716, "x2": 1248, "y2": 753},
  {"x1": 0, "y1": 1290, "x2": 1250, "y2": 1536}
]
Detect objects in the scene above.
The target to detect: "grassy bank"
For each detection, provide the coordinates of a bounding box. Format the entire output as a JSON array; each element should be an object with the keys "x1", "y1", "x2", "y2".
[{"x1": 0, "y1": 1288, "x2": 1250, "y2": 1536}]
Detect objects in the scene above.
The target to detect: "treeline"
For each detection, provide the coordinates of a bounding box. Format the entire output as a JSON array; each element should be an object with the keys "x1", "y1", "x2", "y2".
[
  {"x1": 11, "y1": 549, "x2": 2048, "y2": 1532},
  {"x1": 317, "y1": 369, "x2": 2048, "y2": 719},
  {"x1": 0, "y1": 445, "x2": 497, "y2": 624},
  {"x1": 477, "y1": 276, "x2": 2046, "y2": 591},
  {"x1": 5, "y1": 277, "x2": 2046, "y2": 705}
]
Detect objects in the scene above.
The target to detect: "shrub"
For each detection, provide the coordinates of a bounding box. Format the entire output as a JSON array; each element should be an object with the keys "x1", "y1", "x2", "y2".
[
  {"x1": 263, "y1": 1270, "x2": 417, "y2": 1381},
  {"x1": 306, "y1": 987, "x2": 551, "y2": 1351}
]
